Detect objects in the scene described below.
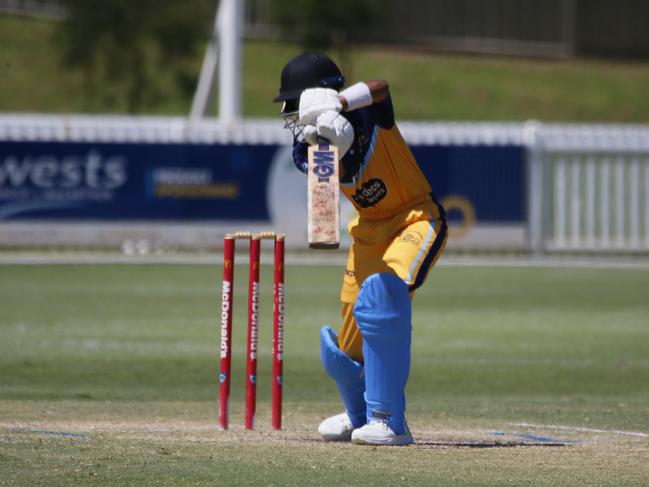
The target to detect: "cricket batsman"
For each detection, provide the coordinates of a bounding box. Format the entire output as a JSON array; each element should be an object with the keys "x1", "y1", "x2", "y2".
[{"x1": 274, "y1": 52, "x2": 448, "y2": 446}]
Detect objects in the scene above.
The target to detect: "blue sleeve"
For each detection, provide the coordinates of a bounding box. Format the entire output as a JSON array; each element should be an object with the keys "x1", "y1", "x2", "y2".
[
  {"x1": 368, "y1": 95, "x2": 395, "y2": 129},
  {"x1": 339, "y1": 108, "x2": 376, "y2": 183}
]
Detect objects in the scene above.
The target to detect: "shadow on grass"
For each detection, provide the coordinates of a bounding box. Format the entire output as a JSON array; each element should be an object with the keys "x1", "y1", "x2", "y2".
[{"x1": 414, "y1": 440, "x2": 571, "y2": 448}]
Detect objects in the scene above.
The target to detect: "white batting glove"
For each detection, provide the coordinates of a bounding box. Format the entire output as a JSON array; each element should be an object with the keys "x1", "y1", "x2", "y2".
[
  {"x1": 299, "y1": 88, "x2": 342, "y2": 126},
  {"x1": 316, "y1": 111, "x2": 354, "y2": 157},
  {"x1": 302, "y1": 124, "x2": 318, "y2": 145}
]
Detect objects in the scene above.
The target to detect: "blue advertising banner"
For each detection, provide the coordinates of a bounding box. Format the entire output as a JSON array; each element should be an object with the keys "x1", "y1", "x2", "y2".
[
  {"x1": 0, "y1": 141, "x2": 525, "y2": 223},
  {"x1": 0, "y1": 142, "x2": 276, "y2": 221},
  {"x1": 413, "y1": 145, "x2": 525, "y2": 223}
]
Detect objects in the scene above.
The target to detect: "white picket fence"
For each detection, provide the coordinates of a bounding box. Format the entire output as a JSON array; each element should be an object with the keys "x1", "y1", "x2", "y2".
[{"x1": 527, "y1": 123, "x2": 649, "y2": 253}]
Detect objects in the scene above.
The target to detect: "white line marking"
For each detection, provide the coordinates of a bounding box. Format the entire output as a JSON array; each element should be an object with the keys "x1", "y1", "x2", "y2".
[
  {"x1": 1, "y1": 253, "x2": 649, "y2": 270},
  {"x1": 512, "y1": 422, "x2": 648, "y2": 438},
  {"x1": 439, "y1": 257, "x2": 649, "y2": 271}
]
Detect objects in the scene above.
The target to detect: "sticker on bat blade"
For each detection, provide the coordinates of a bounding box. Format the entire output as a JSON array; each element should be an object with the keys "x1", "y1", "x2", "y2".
[{"x1": 311, "y1": 149, "x2": 336, "y2": 182}]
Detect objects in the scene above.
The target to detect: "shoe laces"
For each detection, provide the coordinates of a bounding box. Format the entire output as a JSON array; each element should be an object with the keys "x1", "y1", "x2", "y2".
[
  {"x1": 339, "y1": 415, "x2": 353, "y2": 427},
  {"x1": 368, "y1": 419, "x2": 391, "y2": 431}
]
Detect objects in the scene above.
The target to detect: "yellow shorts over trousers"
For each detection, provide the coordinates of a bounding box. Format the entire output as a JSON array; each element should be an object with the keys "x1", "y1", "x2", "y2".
[{"x1": 337, "y1": 201, "x2": 448, "y2": 362}]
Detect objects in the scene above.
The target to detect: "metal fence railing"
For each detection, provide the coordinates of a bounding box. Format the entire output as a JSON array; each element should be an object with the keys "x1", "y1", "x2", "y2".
[
  {"x1": 0, "y1": 0, "x2": 66, "y2": 20},
  {"x1": 245, "y1": 0, "x2": 649, "y2": 59}
]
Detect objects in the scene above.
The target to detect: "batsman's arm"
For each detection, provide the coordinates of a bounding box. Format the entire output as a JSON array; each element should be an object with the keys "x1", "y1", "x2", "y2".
[{"x1": 339, "y1": 80, "x2": 389, "y2": 112}]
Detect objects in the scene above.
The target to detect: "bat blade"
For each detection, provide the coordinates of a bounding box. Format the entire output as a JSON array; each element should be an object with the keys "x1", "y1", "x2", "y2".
[{"x1": 307, "y1": 142, "x2": 340, "y2": 249}]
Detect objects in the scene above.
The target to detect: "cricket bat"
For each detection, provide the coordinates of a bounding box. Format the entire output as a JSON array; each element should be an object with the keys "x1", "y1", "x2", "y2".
[{"x1": 307, "y1": 140, "x2": 340, "y2": 249}]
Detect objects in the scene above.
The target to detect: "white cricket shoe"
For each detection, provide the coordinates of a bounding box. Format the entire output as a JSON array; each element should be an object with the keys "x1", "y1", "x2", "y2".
[
  {"x1": 351, "y1": 420, "x2": 414, "y2": 446},
  {"x1": 318, "y1": 412, "x2": 355, "y2": 441}
]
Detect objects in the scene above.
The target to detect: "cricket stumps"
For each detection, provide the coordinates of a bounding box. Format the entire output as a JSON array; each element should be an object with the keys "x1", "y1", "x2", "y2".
[{"x1": 219, "y1": 232, "x2": 285, "y2": 431}]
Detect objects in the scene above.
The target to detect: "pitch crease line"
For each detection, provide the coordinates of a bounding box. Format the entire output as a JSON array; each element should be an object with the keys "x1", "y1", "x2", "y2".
[{"x1": 511, "y1": 422, "x2": 648, "y2": 437}]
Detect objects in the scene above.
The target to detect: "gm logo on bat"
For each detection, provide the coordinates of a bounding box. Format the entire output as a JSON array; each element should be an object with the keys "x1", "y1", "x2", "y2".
[{"x1": 312, "y1": 148, "x2": 335, "y2": 182}]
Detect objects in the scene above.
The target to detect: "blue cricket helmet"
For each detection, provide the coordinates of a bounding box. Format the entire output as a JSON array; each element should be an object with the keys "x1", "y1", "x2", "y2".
[{"x1": 274, "y1": 52, "x2": 345, "y2": 109}]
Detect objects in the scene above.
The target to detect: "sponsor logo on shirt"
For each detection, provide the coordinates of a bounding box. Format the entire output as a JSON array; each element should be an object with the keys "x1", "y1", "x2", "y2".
[{"x1": 351, "y1": 178, "x2": 387, "y2": 208}]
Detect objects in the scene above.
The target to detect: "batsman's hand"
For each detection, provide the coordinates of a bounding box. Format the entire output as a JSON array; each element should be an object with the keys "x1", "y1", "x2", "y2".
[
  {"x1": 316, "y1": 111, "x2": 354, "y2": 157},
  {"x1": 302, "y1": 124, "x2": 318, "y2": 145},
  {"x1": 299, "y1": 88, "x2": 342, "y2": 125}
]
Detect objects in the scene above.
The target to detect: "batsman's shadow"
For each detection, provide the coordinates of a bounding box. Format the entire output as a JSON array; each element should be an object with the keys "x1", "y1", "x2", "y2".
[{"x1": 413, "y1": 439, "x2": 571, "y2": 449}]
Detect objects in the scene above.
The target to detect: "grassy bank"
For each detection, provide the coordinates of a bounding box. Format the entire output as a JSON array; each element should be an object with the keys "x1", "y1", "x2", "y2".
[{"x1": 2, "y1": 14, "x2": 649, "y2": 121}]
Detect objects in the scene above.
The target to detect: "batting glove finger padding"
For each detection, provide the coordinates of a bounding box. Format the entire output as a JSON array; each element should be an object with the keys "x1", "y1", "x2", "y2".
[
  {"x1": 302, "y1": 124, "x2": 318, "y2": 146},
  {"x1": 299, "y1": 88, "x2": 342, "y2": 125},
  {"x1": 316, "y1": 111, "x2": 354, "y2": 157}
]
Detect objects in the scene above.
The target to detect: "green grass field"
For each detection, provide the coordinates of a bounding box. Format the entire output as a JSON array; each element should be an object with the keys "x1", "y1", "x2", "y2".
[
  {"x1": 1, "y1": 260, "x2": 648, "y2": 485},
  {"x1": 3, "y1": 14, "x2": 649, "y2": 121}
]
